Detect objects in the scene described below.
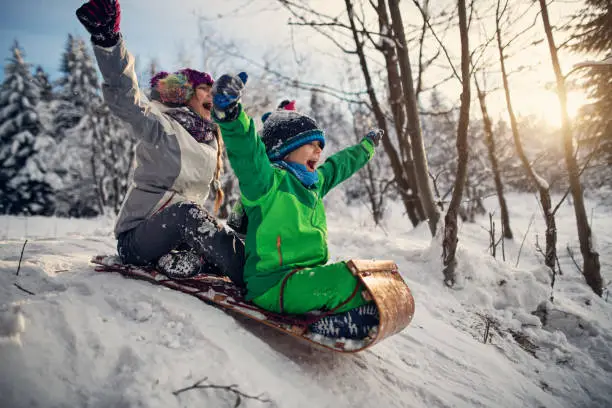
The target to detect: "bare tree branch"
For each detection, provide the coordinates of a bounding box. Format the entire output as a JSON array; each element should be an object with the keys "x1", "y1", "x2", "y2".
[
  {"x1": 14, "y1": 283, "x2": 35, "y2": 296},
  {"x1": 202, "y1": 35, "x2": 368, "y2": 104},
  {"x1": 515, "y1": 214, "x2": 535, "y2": 268},
  {"x1": 173, "y1": 377, "x2": 271, "y2": 407},
  {"x1": 566, "y1": 245, "x2": 583, "y2": 274},
  {"x1": 412, "y1": 0, "x2": 462, "y2": 83},
  {"x1": 15, "y1": 240, "x2": 28, "y2": 276}
]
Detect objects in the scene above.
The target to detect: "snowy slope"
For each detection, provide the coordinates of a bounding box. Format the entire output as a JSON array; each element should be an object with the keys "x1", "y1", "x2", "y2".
[{"x1": 1, "y1": 192, "x2": 611, "y2": 408}]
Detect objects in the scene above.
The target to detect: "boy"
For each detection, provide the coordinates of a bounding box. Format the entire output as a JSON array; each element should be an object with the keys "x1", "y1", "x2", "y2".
[{"x1": 212, "y1": 73, "x2": 383, "y2": 338}]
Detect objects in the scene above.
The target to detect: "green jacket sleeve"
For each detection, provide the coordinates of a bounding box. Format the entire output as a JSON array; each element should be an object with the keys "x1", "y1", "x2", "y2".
[
  {"x1": 317, "y1": 138, "x2": 375, "y2": 197},
  {"x1": 216, "y1": 105, "x2": 275, "y2": 202}
]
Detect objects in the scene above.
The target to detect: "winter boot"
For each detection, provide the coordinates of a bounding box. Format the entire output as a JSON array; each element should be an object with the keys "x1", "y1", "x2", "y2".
[
  {"x1": 156, "y1": 251, "x2": 202, "y2": 279},
  {"x1": 308, "y1": 303, "x2": 380, "y2": 339}
]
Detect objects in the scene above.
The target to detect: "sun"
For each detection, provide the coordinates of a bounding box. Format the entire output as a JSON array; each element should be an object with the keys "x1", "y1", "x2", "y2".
[{"x1": 514, "y1": 86, "x2": 590, "y2": 129}]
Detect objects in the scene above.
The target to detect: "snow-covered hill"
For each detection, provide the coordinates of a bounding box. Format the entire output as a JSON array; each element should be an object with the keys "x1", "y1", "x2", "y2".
[{"x1": 1, "y1": 193, "x2": 611, "y2": 408}]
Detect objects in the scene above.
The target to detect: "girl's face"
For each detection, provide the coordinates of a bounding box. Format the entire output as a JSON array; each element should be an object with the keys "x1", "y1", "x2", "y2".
[
  {"x1": 284, "y1": 141, "x2": 323, "y2": 172},
  {"x1": 187, "y1": 84, "x2": 213, "y2": 119}
]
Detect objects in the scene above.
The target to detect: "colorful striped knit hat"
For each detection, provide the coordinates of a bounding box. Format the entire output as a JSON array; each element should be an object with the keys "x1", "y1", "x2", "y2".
[{"x1": 150, "y1": 69, "x2": 214, "y2": 105}]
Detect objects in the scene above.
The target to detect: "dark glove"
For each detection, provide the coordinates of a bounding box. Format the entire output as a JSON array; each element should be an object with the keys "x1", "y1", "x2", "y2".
[
  {"x1": 212, "y1": 72, "x2": 248, "y2": 122},
  {"x1": 364, "y1": 128, "x2": 384, "y2": 147},
  {"x1": 76, "y1": 0, "x2": 121, "y2": 47}
]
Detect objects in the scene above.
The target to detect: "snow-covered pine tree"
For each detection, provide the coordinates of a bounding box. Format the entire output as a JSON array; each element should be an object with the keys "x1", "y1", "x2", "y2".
[
  {"x1": 54, "y1": 35, "x2": 89, "y2": 142},
  {"x1": 34, "y1": 66, "x2": 53, "y2": 102},
  {"x1": 0, "y1": 41, "x2": 56, "y2": 215},
  {"x1": 89, "y1": 103, "x2": 134, "y2": 215},
  {"x1": 53, "y1": 35, "x2": 133, "y2": 217},
  {"x1": 52, "y1": 35, "x2": 101, "y2": 216},
  {"x1": 569, "y1": 0, "x2": 612, "y2": 188}
]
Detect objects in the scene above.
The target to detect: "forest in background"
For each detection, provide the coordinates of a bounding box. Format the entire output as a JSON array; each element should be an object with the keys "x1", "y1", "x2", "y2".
[{"x1": 0, "y1": 0, "x2": 610, "y2": 295}]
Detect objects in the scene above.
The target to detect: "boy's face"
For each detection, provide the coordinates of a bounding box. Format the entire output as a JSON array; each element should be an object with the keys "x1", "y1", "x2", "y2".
[{"x1": 284, "y1": 141, "x2": 323, "y2": 172}]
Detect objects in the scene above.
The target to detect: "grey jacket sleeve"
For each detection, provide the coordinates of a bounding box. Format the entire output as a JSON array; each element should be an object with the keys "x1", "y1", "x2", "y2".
[{"x1": 93, "y1": 38, "x2": 169, "y2": 145}]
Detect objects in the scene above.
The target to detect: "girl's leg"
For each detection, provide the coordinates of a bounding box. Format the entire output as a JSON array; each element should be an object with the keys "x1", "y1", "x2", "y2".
[{"x1": 117, "y1": 202, "x2": 245, "y2": 285}]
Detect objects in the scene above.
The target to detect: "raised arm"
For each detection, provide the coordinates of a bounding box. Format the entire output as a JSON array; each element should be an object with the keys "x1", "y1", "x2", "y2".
[
  {"x1": 318, "y1": 129, "x2": 383, "y2": 197},
  {"x1": 77, "y1": 0, "x2": 169, "y2": 144},
  {"x1": 212, "y1": 74, "x2": 275, "y2": 202},
  {"x1": 217, "y1": 106, "x2": 275, "y2": 202}
]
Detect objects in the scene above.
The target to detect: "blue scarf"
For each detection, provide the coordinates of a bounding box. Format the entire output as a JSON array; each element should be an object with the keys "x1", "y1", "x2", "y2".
[{"x1": 274, "y1": 160, "x2": 319, "y2": 188}]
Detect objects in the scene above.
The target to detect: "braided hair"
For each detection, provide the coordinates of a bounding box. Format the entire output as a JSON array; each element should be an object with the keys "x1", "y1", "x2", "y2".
[{"x1": 212, "y1": 124, "x2": 225, "y2": 214}]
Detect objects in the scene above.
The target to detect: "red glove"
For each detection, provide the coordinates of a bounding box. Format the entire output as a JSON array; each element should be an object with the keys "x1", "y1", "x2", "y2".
[{"x1": 76, "y1": 0, "x2": 121, "y2": 47}]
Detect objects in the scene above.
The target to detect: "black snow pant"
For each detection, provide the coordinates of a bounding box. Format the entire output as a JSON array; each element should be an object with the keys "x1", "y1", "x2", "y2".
[{"x1": 117, "y1": 202, "x2": 245, "y2": 287}]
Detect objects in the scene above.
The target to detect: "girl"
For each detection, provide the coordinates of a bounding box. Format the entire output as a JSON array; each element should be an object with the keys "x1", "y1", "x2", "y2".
[{"x1": 76, "y1": 0, "x2": 244, "y2": 285}]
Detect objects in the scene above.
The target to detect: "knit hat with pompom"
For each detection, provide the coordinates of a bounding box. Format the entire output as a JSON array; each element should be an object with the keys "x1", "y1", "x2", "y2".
[
  {"x1": 150, "y1": 69, "x2": 214, "y2": 105},
  {"x1": 260, "y1": 100, "x2": 325, "y2": 161}
]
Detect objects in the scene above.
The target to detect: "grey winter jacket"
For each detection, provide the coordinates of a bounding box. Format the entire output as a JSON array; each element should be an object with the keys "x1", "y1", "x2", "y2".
[{"x1": 93, "y1": 39, "x2": 218, "y2": 237}]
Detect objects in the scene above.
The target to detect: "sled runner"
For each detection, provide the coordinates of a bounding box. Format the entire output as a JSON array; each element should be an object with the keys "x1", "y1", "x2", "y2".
[{"x1": 91, "y1": 256, "x2": 415, "y2": 353}]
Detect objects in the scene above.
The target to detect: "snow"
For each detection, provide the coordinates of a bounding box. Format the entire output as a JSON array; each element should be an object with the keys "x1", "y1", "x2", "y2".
[{"x1": 1, "y1": 192, "x2": 611, "y2": 408}]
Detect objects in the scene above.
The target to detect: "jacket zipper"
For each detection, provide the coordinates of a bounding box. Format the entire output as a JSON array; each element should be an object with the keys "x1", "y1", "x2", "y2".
[{"x1": 277, "y1": 235, "x2": 283, "y2": 266}]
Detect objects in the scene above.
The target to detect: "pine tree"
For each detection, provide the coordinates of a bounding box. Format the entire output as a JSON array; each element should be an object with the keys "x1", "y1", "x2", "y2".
[
  {"x1": 54, "y1": 35, "x2": 101, "y2": 140},
  {"x1": 0, "y1": 41, "x2": 55, "y2": 215},
  {"x1": 89, "y1": 103, "x2": 134, "y2": 215},
  {"x1": 34, "y1": 66, "x2": 53, "y2": 102},
  {"x1": 53, "y1": 35, "x2": 134, "y2": 217},
  {"x1": 52, "y1": 35, "x2": 100, "y2": 216},
  {"x1": 570, "y1": 0, "x2": 612, "y2": 167}
]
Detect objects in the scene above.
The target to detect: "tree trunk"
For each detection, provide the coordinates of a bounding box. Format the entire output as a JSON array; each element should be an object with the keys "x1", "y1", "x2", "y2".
[
  {"x1": 441, "y1": 0, "x2": 471, "y2": 286},
  {"x1": 474, "y1": 77, "x2": 513, "y2": 239},
  {"x1": 375, "y1": 0, "x2": 424, "y2": 225},
  {"x1": 495, "y1": 0, "x2": 556, "y2": 272},
  {"x1": 387, "y1": 0, "x2": 440, "y2": 236},
  {"x1": 538, "y1": 0, "x2": 602, "y2": 296},
  {"x1": 364, "y1": 162, "x2": 383, "y2": 224},
  {"x1": 344, "y1": 0, "x2": 421, "y2": 228}
]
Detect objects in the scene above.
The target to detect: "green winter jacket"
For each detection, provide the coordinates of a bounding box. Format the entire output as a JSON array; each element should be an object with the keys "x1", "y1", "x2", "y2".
[{"x1": 218, "y1": 106, "x2": 375, "y2": 300}]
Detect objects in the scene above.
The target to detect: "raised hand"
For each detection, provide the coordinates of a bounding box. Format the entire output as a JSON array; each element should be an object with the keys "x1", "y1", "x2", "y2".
[
  {"x1": 212, "y1": 72, "x2": 248, "y2": 122},
  {"x1": 364, "y1": 128, "x2": 384, "y2": 147},
  {"x1": 76, "y1": 0, "x2": 121, "y2": 47}
]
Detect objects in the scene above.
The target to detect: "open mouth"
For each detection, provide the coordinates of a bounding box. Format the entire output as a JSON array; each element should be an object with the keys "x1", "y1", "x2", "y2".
[
  {"x1": 203, "y1": 102, "x2": 212, "y2": 111},
  {"x1": 306, "y1": 160, "x2": 317, "y2": 172}
]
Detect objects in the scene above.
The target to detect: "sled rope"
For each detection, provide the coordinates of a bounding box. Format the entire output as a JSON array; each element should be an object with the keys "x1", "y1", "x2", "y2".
[{"x1": 278, "y1": 268, "x2": 303, "y2": 314}]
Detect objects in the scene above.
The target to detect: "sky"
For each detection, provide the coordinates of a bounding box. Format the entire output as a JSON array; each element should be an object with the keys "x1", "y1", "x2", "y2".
[
  {"x1": 0, "y1": 0, "x2": 300, "y2": 81},
  {"x1": 0, "y1": 0, "x2": 593, "y2": 127},
  {"x1": 1, "y1": 191, "x2": 611, "y2": 407}
]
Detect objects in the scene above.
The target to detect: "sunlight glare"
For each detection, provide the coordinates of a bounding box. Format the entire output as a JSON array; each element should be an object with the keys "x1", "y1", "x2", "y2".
[{"x1": 515, "y1": 87, "x2": 590, "y2": 128}]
